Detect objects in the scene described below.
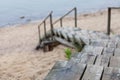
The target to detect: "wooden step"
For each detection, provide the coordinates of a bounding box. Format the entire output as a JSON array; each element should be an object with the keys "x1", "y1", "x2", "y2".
[
  {"x1": 44, "y1": 62, "x2": 104, "y2": 80},
  {"x1": 102, "y1": 67, "x2": 120, "y2": 80},
  {"x1": 109, "y1": 56, "x2": 120, "y2": 68},
  {"x1": 102, "y1": 47, "x2": 115, "y2": 56},
  {"x1": 54, "y1": 37, "x2": 75, "y2": 48},
  {"x1": 44, "y1": 61, "x2": 86, "y2": 80},
  {"x1": 114, "y1": 48, "x2": 120, "y2": 56},
  {"x1": 82, "y1": 46, "x2": 103, "y2": 56},
  {"x1": 82, "y1": 65, "x2": 103, "y2": 80},
  {"x1": 95, "y1": 55, "x2": 110, "y2": 67},
  {"x1": 90, "y1": 39, "x2": 108, "y2": 47},
  {"x1": 44, "y1": 56, "x2": 120, "y2": 80}
]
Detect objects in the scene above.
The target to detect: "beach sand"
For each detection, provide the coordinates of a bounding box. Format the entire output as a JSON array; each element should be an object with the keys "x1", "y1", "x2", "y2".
[{"x1": 0, "y1": 9, "x2": 120, "y2": 80}]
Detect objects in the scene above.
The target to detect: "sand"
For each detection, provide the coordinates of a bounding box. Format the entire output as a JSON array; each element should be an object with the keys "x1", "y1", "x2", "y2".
[{"x1": 0, "y1": 9, "x2": 120, "y2": 80}]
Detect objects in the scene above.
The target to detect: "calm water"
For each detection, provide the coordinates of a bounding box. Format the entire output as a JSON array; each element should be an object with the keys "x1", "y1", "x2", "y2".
[{"x1": 0, "y1": 0, "x2": 120, "y2": 27}]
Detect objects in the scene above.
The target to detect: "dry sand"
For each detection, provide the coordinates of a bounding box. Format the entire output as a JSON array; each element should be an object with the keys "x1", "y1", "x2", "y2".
[{"x1": 0, "y1": 9, "x2": 120, "y2": 80}]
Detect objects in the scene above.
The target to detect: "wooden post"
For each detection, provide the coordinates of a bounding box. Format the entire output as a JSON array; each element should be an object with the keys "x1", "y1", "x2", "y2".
[
  {"x1": 107, "y1": 8, "x2": 111, "y2": 35},
  {"x1": 38, "y1": 26, "x2": 41, "y2": 44},
  {"x1": 60, "y1": 18, "x2": 63, "y2": 27},
  {"x1": 75, "y1": 7, "x2": 77, "y2": 27},
  {"x1": 43, "y1": 41, "x2": 54, "y2": 52},
  {"x1": 50, "y1": 13, "x2": 54, "y2": 40},
  {"x1": 44, "y1": 21, "x2": 47, "y2": 38}
]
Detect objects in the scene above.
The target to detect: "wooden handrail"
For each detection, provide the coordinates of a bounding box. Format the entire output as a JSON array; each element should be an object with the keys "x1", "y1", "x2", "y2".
[
  {"x1": 38, "y1": 11, "x2": 53, "y2": 27},
  {"x1": 38, "y1": 11, "x2": 53, "y2": 44},
  {"x1": 53, "y1": 7, "x2": 77, "y2": 27},
  {"x1": 37, "y1": 7, "x2": 77, "y2": 45}
]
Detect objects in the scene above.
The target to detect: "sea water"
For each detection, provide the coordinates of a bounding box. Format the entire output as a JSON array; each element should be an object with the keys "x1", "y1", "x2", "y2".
[{"x1": 0, "y1": 0, "x2": 120, "y2": 27}]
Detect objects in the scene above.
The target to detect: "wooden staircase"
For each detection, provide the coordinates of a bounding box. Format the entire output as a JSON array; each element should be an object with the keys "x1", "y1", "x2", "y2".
[
  {"x1": 35, "y1": 7, "x2": 120, "y2": 80},
  {"x1": 44, "y1": 35, "x2": 120, "y2": 80}
]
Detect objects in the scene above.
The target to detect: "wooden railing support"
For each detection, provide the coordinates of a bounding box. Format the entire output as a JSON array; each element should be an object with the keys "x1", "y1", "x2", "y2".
[
  {"x1": 107, "y1": 7, "x2": 120, "y2": 35},
  {"x1": 53, "y1": 7, "x2": 77, "y2": 27},
  {"x1": 107, "y1": 8, "x2": 111, "y2": 35},
  {"x1": 38, "y1": 11, "x2": 53, "y2": 44}
]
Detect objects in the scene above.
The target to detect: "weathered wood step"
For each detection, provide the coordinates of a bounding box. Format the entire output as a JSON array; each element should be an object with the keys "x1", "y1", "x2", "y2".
[
  {"x1": 109, "y1": 56, "x2": 120, "y2": 68},
  {"x1": 102, "y1": 47, "x2": 115, "y2": 56},
  {"x1": 95, "y1": 55, "x2": 110, "y2": 67},
  {"x1": 90, "y1": 39, "x2": 108, "y2": 47},
  {"x1": 114, "y1": 48, "x2": 120, "y2": 56},
  {"x1": 44, "y1": 61, "x2": 86, "y2": 80},
  {"x1": 71, "y1": 53, "x2": 111, "y2": 67},
  {"x1": 82, "y1": 65, "x2": 103, "y2": 80},
  {"x1": 82, "y1": 45, "x2": 103, "y2": 56},
  {"x1": 107, "y1": 41, "x2": 117, "y2": 48},
  {"x1": 52, "y1": 27, "x2": 109, "y2": 46},
  {"x1": 102, "y1": 67, "x2": 120, "y2": 80},
  {"x1": 70, "y1": 53, "x2": 96, "y2": 65},
  {"x1": 54, "y1": 37, "x2": 75, "y2": 48}
]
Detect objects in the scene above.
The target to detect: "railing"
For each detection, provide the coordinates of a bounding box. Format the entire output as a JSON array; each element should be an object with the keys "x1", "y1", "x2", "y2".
[
  {"x1": 38, "y1": 11, "x2": 53, "y2": 44},
  {"x1": 38, "y1": 7, "x2": 77, "y2": 46},
  {"x1": 53, "y1": 7, "x2": 77, "y2": 27},
  {"x1": 107, "y1": 7, "x2": 120, "y2": 35}
]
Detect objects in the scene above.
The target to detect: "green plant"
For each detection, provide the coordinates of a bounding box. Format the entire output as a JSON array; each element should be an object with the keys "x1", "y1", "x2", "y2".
[{"x1": 64, "y1": 48, "x2": 72, "y2": 60}]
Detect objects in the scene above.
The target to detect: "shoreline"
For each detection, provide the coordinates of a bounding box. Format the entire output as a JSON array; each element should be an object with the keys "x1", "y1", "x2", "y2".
[
  {"x1": 0, "y1": 9, "x2": 107, "y2": 28},
  {"x1": 0, "y1": 9, "x2": 120, "y2": 80}
]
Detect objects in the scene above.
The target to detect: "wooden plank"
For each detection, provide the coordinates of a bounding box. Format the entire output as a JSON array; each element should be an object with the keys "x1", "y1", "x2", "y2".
[
  {"x1": 74, "y1": 35, "x2": 82, "y2": 45},
  {"x1": 57, "y1": 28, "x2": 63, "y2": 37},
  {"x1": 60, "y1": 31, "x2": 68, "y2": 40},
  {"x1": 44, "y1": 61, "x2": 86, "y2": 80},
  {"x1": 114, "y1": 48, "x2": 120, "y2": 56},
  {"x1": 82, "y1": 46, "x2": 94, "y2": 53},
  {"x1": 52, "y1": 61, "x2": 68, "y2": 69},
  {"x1": 82, "y1": 46, "x2": 103, "y2": 56},
  {"x1": 102, "y1": 47, "x2": 114, "y2": 56},
  {"x1": 90, "y1": 39, "x2": 108, "y2": 47},
  {"x1": 110, "y1": 56, "x2": 120, "y2": 68},
  {"x1": 107, "y1": 41, "x2": 117, "y2": 48},
  {"x1": 73, "y1": 27, "x2": 81, "y2": 31},
  {"x1": 117, "y1": 42, "x2": 120, "y2": 48},
  {"x1": 97, "y1": 32, "x2": 109, "y2": 39},
  {"x1": 53, "y1": 29, "x2": 58, "y2": 35},
  {"x1": 82, "y1": 65, "x2": 103, "y2": 80},
  {"x1": 79, "y1": 36, "x2": 90, "y2": 45},
  {"x1": 80, "y1": 53, "x2": 96, "y2": 64},
  {"x1": 102, "y1": 67, "x2": 120, "y2": 80},
  {"x1": 95, "y1": 55, "x2": 110, "y2": 67},
  {"x1": 93, "y1": 47, "x2": 103, "y2": 55},
  {"x1": 54, "y1": 37, "x2": 75, "y2": 48},
  {"x1": 71, "y1": 53, "x2": 96, "y2": 65},
  {"x1": 67, "y1": 33, "x2": 74, "y2": 42},
  {"x1": 89, "y1": 32, "x2": 98, "y2": 39}
]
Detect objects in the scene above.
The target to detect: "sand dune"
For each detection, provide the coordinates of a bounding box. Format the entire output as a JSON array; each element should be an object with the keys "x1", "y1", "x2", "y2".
[{"x1": 0, "y1": 9, "x2": 120, "y2": 80}]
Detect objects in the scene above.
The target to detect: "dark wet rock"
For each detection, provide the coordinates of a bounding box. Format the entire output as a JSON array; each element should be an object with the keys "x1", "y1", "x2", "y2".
[{"x1": 20, "y1": 16, "x2": 25, "y2": 19}]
